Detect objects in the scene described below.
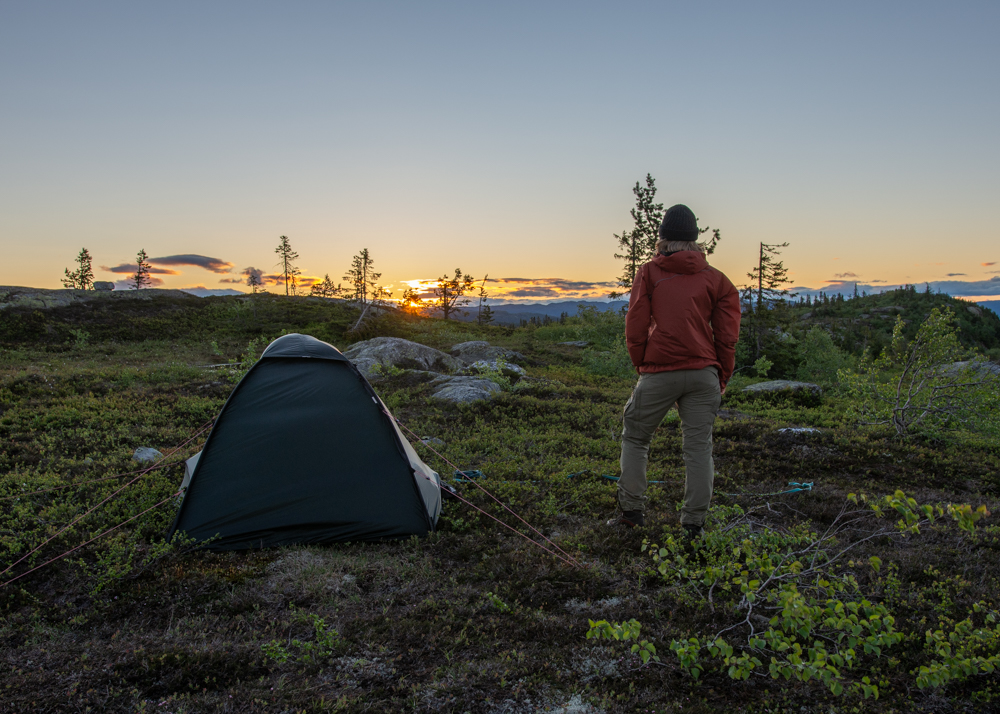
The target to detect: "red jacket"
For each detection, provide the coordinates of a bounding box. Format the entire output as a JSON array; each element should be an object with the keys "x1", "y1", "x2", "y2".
[{"x1": 625, "y1": 251, "x2": 741, "y2": 386}]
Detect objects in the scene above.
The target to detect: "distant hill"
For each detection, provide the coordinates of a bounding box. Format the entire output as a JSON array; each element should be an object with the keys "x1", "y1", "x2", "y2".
[
  {"x1": 977, "y1": 300, "x2": 1000, "y2": 316},
  {"x1": 788, "y1": 286, "x2": 1000, "y2": 358},
  {"x1": 455, "y1": 299, "x2": 627, "y2": 326}
]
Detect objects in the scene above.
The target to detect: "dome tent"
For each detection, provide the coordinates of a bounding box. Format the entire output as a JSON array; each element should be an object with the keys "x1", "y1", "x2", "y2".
[{"x1": 169, "y1": 333, "x2": 441, "y2": 550}]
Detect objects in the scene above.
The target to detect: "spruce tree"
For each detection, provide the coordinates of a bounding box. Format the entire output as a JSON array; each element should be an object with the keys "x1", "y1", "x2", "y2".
[
  {"x1": 343, "y1": 249, "x2": 381, "y2": 305},
  {"x1": 274, "y1": 236, "x2": 300, "y2": 297},
  {"x1": 432, "y1": 268, "x2": 475, "y2": 320},
  {"x1": 131, "y1": 249, "x2": 152, "y2": 290},
  {"x1": 61, "y1": 248, "x2": 95, "y2": 290}
]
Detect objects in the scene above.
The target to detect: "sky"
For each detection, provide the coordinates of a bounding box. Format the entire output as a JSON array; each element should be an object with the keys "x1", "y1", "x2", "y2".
[{"x1": 1, "y1": 1, "x2": 998, "y2": 303}]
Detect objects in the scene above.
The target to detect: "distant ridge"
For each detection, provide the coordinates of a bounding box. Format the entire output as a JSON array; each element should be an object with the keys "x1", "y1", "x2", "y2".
[{"x1": 456, "y1": 299, "x2": 627, "y2": 325}]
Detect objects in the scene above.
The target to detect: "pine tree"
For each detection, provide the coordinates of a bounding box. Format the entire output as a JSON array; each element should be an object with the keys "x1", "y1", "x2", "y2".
[
  {"x1": 432, "y1": 268, "x2": 475, "y2": 320},
  {"x1": 343, "y1": 249, "x2": 381, "y2": 305},
  {"x1": 61, "y1": 248, "x2": 95, "y2": 290},
  {"x1": 131, "y1": 249, "x2": 152, "y2": 290},
  {"x1": 246, "y1": 271, "x2": 263, "y2": 293},
  {"x1": 743, "y1": 242, "x2": 792, "y2": 361},
  {"x1": 475, "y1": 275, "x2": 494, "y2": 326},
  {"x1": 310, "y1": 273, "x2": 344, "y2": 298},
  {"x1": 610, "y1": 174, "x2": 722, "y2": 298},
  {"x1": 274, "y1": 236, "x2": 300, "y2": 297}
]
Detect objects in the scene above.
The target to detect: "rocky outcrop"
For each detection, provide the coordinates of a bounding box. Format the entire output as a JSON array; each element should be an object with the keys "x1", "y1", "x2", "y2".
[
  {"x1": 742, "y1": 380, "x2": 822, "y2": 395},
  {"x1": 93, "y1": 281, "x2": 115, "y2": 291},
  {"x1": 0, "y1": 286, "x2": 198, "y2": 310},
  {"x1": 429, "y1": 375, "x2": 502, "y2": 404},
  {"x1": 343, "y1": 337, "x2": 462, "y2": 380},
  {"x1": 450, "y1": 341, "x2": 525, "y2": 365}
]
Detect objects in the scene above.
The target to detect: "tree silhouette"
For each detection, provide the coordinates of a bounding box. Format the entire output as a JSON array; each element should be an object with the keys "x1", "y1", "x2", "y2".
[
  {"x1": 61, "y1": 248, "x2": 94, "y2": 290},
  {"x1": 610, "y1": 175, "x2": 722, "y2": 298},
  {"x1": 343, "y1": 249, "x2": 381, "y2": 305},
  {"x1": 131, "y1": 249, "x2": 152, "y2": 290},
  {"x1": 476, "y1": 275, "x2": 494, "y2": 325},
  {"x1": 432, "y1": 268, "x2": 475, "y2": 320},
  {"x1": 742, "y1": 241, "x2": 793, "y2": 360},
  {"x1": 274, "y1": 236, "x2": 300, "y2": 297},
  {"x1": 310, "y1": 274, "x2": 344, "y2": 298}
]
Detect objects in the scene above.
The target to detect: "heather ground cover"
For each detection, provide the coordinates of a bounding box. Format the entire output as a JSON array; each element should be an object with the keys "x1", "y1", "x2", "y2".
[{"x1": 1, "y1": 294, "x2": 999, "y2": 713}]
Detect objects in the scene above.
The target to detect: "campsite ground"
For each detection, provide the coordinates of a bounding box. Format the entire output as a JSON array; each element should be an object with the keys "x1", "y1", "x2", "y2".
[{"x1": 2, "y1": 294, "x2": 1000, "y2": 713}]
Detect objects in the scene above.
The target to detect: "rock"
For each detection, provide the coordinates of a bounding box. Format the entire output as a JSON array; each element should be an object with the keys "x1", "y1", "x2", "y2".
[
  {"x1": 778, "y1": 427, "x2": 822, "y2": 434},
  {"x1": 798, "y1": 312, "x2": 812, "y2": 320},
  {"x1": 967, "y1": 306, "x2": 983, "y2": 317},
  {"x1": 871, "y1": 306, "x2": 906, "y2": 314},
  {"x1": 93, "y1": 281, "x2": 115, "y2": 291},
  {"x1": 343, "y1": 337, "x2": 462, "y2": 379},
  {"x1": 420, "y1": 437, "x2": 445, "y2": 447},
  {"x1": 716, "y1": 409, "x2": 751, "y2": 421},
  {"x1": 132, "y1": 447, "x2": 164, "y2": 463},
  {"x1": 429, "y1": 375, "x2": 502, "y2": 404},
  {"x1": 742, "y1": 380, "x2": 822, "y2": 395},
  {"x1": 450, "y1": 340, "x2": 525, "y2": 365},
  {"x1": 558, "y1": 340, "x2": 590, "y2": 347},
  {"x1": 463, "y1": 359, "x2": 526, "y2": 377},
  {"x1": 942, "y1": 361, "x2": 1000, "y2": 379}
]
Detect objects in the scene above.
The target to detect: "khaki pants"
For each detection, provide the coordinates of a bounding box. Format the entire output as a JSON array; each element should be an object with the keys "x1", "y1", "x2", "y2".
[{"x1": 618, "y1": 367, "x2": 722, "y2": 527}]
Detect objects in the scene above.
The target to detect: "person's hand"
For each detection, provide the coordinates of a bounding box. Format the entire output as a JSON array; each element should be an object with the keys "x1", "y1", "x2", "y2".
[{"x1": 720, "y1": 384, "x2": 726, "y2": 396}]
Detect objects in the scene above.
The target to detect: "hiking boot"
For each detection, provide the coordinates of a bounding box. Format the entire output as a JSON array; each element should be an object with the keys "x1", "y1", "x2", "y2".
[
  {"x1": 607, "y1": 510, "x2": 645, "y2": 528},
  {"x1": 682, "y1": 524, "x2": 703, "y2": 541}
]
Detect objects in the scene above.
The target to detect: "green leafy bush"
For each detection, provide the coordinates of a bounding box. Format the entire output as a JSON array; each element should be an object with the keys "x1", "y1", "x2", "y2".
[{"x1": 839, "y1": 307, "x2": 1000, "y2": 436}]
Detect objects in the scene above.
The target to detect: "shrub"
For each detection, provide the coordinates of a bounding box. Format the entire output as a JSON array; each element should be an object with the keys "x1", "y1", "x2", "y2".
[
  {"x1": 839, "y1": 307, "x2": 1000, "y2": 436},
  {"x1": 796, "y1": 327, "x2": 854, "y2": 386}
]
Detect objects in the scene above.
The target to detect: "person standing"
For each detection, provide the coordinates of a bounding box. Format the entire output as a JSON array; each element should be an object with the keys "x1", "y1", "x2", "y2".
[{"x1": 609, "y1": 204, "x2": 741, "y2": 538}]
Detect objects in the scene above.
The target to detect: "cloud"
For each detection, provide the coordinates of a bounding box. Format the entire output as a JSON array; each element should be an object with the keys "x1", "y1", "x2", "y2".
[
  {"x1": 833, "y1": 272, "x2": 859, "y2": 279},
  {"x1": 946, "y1": 273, "x2": 966, "y2": 277},
  {"x1": 218, "y1": 276, "x2": 244, "y2": 283},
  {"x1": 148, "y1": 254, "x2": 234, "y2": 274},
  {"x1": 983, "y1": 262, "x2": 996, "y2": 267},
  {"x1": 102, "y1": 263, "x2": 180, "y2": 275},
  {"x1": 112, "y1": 277, "x2": 165, "y2": 289}
]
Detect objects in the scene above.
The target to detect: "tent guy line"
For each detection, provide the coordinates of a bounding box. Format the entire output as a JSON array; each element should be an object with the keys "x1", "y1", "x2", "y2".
[
  {"x1": 386, "y1": 409, "x2": 582, "y2": 568},
  {"x1": 0, "y1": 451, "x2": 204, "y2": 502},
  {"x1": 0, "y1": 419, "x2": 215, "y2": 578},
  {"x1": 0, "y1": 491, "x2": 181, "y2": 589}
]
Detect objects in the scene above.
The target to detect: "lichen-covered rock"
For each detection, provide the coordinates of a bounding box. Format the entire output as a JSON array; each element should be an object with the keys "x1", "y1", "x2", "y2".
[
  {"x1": 93, "y1": 281, "x2": 115, "y2": 291},
  {"x1": 133, "y1": 447, "x2": 164, "y2": 463},
  {"x1": 742, "y1": 380, "x2": 822, "y2": 395},
  {"x1": 343, "y1": 337, "x2": 462, "y2": 379},
  {"x1": 450, "y1": 340, "x2": 525, "y2": 365},
  {"x1": 429, "y1": 375, "x2": 502, "y2": 404},
  {"x1": 463, "y1": 359, "x2": 526, "y2": 377}
]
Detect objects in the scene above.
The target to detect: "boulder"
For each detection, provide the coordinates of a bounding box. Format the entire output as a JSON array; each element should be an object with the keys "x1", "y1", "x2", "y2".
[
  {"x1": 871, "y1": 306, "x2": 906, "y2": 314},
  {"x1": 558, "y1": 340, "x2": 590, "y2": 347},
  {"x1": 132, "y1": 447, "x2": 164, "y2": 463},
  {"x1": 450, "y1": 340, "x2": 525, "y2": 365},
  {"x1": 93, "y1": 281, "x2": 115, "y2": 291},
  {"x1": 742, "y1": 380, "x2": 822, "y2": 395},
  {"x1": 343, "y1": 337, "x2": 462, "y2": 379},
  {"x1": 463, "y1": 359, "x2": 526, "y2": 377},
  {"x1": 429, "y1": 375, "x2": 502, "y2": 404},
  {"x1": 967, "y1": 306, "x2": 983, "y2": 317}
]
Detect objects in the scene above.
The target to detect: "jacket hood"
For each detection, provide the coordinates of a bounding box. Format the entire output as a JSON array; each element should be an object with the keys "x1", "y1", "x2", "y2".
[{"x1": 652, "y1": 251, "x2": 709, "y2": 275}]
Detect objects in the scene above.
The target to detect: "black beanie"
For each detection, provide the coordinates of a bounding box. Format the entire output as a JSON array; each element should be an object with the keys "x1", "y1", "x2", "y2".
[{"x1": 659, "y1": 204, "x2": 700, "y2": 242}]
